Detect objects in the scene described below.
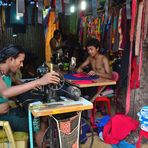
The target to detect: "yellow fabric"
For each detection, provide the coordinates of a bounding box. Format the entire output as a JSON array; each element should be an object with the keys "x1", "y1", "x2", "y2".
[
  {"x1": 0, "y1": 130, "x2": 28, "y2": 142},
  {"x1": 45, "y1": 11, "x2": 59, "y2": 62},
  {"x1": 13, "y1": 132, "x2": 28, "y2": 141},
  {"x1": 0, "y1": 130, "x2": 7, "y2": 139}
]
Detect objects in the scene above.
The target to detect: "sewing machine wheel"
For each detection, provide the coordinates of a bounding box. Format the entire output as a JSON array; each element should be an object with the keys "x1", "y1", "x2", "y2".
[{"x1": 49, "y1": 76, "x2": 65, "y2": 91}]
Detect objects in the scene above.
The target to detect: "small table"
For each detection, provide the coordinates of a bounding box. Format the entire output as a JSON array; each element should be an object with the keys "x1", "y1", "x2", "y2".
[
  {"x1": 65, "y1": 77, "x2": 116, "y2": 102},
  {"x1": 28, "y1": 97, "x2": 93, "y2": 148}
]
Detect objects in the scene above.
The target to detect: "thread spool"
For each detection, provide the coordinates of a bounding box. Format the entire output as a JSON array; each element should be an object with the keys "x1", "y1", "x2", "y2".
[{"x1": 50, "y1": 63, "x2": 53, "y2": 72}]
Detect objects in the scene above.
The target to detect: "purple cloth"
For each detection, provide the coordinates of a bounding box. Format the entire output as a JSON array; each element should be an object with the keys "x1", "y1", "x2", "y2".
[{"x1": 64, "y1": 73, "x2": 99, "y2": 80}]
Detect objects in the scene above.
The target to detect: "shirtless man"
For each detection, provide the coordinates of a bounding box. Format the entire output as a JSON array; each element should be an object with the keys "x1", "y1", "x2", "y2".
[
  {"x1": 77, "y1": 38, "x2": 112, "y2": 79},
  {"x1": 0, "y1": 44, "x2": 60, "y2": 147}
]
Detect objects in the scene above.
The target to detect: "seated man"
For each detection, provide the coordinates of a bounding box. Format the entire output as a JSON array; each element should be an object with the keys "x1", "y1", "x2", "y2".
[
  {"x1": 77, "y1": 38, "x2": 112, "y2": 79},
  {"x1": 76, "y1": 38, "x2": 112, "y2": 100},
  {"x1": 50, "y1": 29, "x2": 65, "y2": 57},
  {"x1": 0, "y1": 44, "x2": 60, "y2": 147}
]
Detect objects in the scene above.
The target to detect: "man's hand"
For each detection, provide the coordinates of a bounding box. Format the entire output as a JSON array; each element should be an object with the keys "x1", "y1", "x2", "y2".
[
  {"x1": 88, "y1": 70, "x2": 96, "y2": 76},
  {"x1": 37, "y1": 71, "x2": 60, "y2": 86}
]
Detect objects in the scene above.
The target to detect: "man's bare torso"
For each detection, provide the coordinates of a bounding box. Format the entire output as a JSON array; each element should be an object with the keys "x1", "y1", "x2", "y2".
[{"x1": 89, "y1": 54, "x2": 106, "y2": 74}]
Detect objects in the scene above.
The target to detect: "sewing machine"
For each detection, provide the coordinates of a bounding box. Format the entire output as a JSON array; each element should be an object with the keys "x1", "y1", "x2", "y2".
[{"x1": 35, "y1": 62, "x2": 81, "y2": 103}]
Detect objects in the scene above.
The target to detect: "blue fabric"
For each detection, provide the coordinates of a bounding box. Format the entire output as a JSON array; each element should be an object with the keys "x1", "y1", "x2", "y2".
[
  {"x1": 95, "y1": 115, "x2": 110, "y2": 133},
  {"x1": 0, "y1": 75, "x2": 11, "y2": 103},
  {"x1": 63, "y1": 73, "x2": 98, "y2": 80},
  {"x1": 80, "y1": 119, "x2": 90, "y2": 144},
  {"x1": 112, "y1": 140, "x2": 136, "y2": 148}
]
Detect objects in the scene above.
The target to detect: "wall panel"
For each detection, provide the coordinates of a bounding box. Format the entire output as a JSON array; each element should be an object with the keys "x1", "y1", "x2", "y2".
[{"x1": 0, "y1": 25, "x2": 45, "y2": 65}]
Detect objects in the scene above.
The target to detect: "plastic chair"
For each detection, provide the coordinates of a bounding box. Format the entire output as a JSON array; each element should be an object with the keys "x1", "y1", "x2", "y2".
[
  {"x1": 136, "y1": 129, "x2": 148, "y2": 148},
  {"x1": 90, "y1": 71, "x2": 119, "y2": 128},
  {"x1": 0, "y1": 121, "x2": 28, "y2": 148}
]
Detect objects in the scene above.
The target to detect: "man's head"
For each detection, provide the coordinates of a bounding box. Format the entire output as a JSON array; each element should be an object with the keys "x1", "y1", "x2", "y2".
[
  {"x1": 53, "y1": 29, "x2": 61, "y2": 40},
  {"x1": 86, "y1": 38, "x2": 101, "y2": 57},
  {"x1": 0, "y1": 45, "x2": 25, "y2": 74}
]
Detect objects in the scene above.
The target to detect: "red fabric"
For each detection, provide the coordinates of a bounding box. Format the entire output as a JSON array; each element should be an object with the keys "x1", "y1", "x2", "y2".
[
  {"x1": 103, "y1": 114, "x2": 139, "y2": 144},
  {"x1": 72, "y1": 73, "x2": 89, "y2": 78},
  {"x1": 72, "y1": 80, "x2": 93, "y2": 84},
  {"x1": 130, "y1": 0, "x2": 137, "y2": 42},
  {"x1": 130, "y1": 57, "x2": 140, "y2": 89},
  {"x1": 125, "y1": 0, "x2": 137, "y2": 115}
]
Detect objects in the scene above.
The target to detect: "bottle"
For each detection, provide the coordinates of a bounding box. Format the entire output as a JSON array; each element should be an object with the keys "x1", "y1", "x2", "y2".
[
  {"x1": 70, "y1": 57, "x2": 76, "y2": 72},
  {"x1": 63, "y1": 52, "x2": 70, "y2": 71}
]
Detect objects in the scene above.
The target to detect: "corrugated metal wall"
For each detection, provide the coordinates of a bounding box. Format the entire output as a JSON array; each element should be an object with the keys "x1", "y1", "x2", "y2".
[{"x1": 0, "y1": 24, "x2": 45, "y2": 65}]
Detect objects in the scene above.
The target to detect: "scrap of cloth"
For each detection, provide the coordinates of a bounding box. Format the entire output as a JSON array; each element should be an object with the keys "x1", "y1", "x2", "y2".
[
  {"x1": 64, "y1": 73, "x2": 99, "y2": 80},
  {"x1": 71, "y1": 80, "x2": 94, "y2": 84},
  {"x1": 103, "y1": 114, "x2": 139, "y2": 144}
]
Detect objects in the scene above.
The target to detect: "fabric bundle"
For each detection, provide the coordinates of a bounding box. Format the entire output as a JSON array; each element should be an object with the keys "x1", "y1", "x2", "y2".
[{"x1": 137, "y1": 106, "x2": 148, "y2": 132}]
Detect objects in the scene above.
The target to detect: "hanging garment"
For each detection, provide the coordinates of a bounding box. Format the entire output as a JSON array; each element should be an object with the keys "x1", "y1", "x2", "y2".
[
  {"x1": 38, "y1": 0, "x2": 43, "y2": 24},
  {"x1": 1, "y1": 6, "x2": 5, "y2": 31},
  {"x1": 112, "y1": 8, "x2": 120, "y2": 52},
  {"x1": 143, "y1": 0, "x2": 148, "y2": 41},
  {"x1": 45, "y1": 11, "x2": 59, "y2": 62},
  {"x1": 135, "y1": 0, "x2": 144, "y2": 56},
  {"x1": 130, "y1": 56, "x2": 140, "y2": 89},
  {"x1": 119, "y1": 7, "x2": 129, "y2": 50},
  {"x1": 125, "y1": 0, "x2": 137, "y2": 115},
  {"x1": 0, "y1": 7, "x2": 2, "y2": 32},
  {"x1": 118, "y1": 8, "x2": 123, "y2": 50}
]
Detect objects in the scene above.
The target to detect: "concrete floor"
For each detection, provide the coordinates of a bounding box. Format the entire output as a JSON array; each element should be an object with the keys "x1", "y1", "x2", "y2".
[
  {"x1": 80, "y1": 101, "x2": 148, "y2": 148},
  {"x1": 81, "y1": 135, "x2": 148, "y2": 148}
]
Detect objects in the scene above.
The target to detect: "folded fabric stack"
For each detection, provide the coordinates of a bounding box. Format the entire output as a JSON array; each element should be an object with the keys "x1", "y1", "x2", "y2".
[
  {"x1": 101, "y1": 89, "x2": 114, "y2": 96},
  {"x1": 137, "y1": 106, "x2": 148, "y2": 132}
]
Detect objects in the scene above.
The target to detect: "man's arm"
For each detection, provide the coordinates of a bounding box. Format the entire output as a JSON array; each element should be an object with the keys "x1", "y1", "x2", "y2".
[
  {"x1": 99, "y1": 57, "x2": 112, "y2": 79},
  {"x1": 0, "y1": 72, "x2": 60, "y2": 99},
  {"x1": 77, "y1": 58, "x2": 90, "y2": 73}
]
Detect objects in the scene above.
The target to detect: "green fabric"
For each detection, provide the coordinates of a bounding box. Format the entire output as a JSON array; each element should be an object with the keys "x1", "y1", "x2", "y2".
[
  {"x1": 13, "y1": 132, "x2": 28, "y2": 141},
  {"x1": 0, "y1": 75, "x2": 12, "y2": 103},
  {"x1": 0, "y1": 130, "x2": 7, "y2": 139},
  {"x1": 0, "y1": 130, "x2": 28, "y2": 142}
]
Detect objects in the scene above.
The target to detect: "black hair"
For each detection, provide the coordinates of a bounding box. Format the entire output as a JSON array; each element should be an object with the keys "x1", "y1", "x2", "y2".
[
  {"x1": 0, "y1": 44, "x2": 25, "y2": 63},
  {"x1": 86, "y1": 38, "x2": 101, "y2": 50},
  {"x1": 54, "y1": 29, "x2": 61, "y2": 37}
]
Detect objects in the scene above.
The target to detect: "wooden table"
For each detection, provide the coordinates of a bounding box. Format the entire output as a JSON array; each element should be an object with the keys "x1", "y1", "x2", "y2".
[
  {"x1": 30, "y1": 97, "x2": 93, "y2": 117},
  {"x1": 65, "y1": 78, "x2": 116, "y2": 88},
  {"x1": 28, "y1": 97, "x2": 93, "y2": 148},
  {"x1": 65, "y1": 77, "x2": 116, "y2": 102}
]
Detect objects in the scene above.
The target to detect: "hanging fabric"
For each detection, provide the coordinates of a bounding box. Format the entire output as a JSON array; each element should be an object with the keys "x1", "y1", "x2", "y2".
[
  {"x1": 135, "y1": 0, "x2": 144, "y2": 56},
  {"x1": 45, "y1": 11, "x2": 59, "y2": 62},
  {"x1": 44, "y1": 0, "x2": 50, "y2": 8},
  {"x1": 38, "y1": 0, "x2": 43, "y2": 24},
  {"x1": 143, "y1": 0, "x2": 148, "y2": 41},
  {"x1": 92, "y1": 0, "x2": 98, "y2": 18},
  {"x1": 125, "y1": 0, "x2": 137, "y2": 115},
  {"x1": 130, "y1": 0, "x2": 145, "y2": 89},
  {"x1": 1, "y1": 6, "x2": 5, "y2": 31},
  {"x1": 0, "y1": 7, "x2": 2, "y2": 32},
  {"x1": 126, "y1": 0, "x2": 131, "y2": 20},
  {"x1": 56, "y1": 0, "x2": 62, "y2": 13},
  {"x1": 104, "y1": 0, "x2": 109, "y2": 24},
  {"x1": 118, "y1": 8, "x2": 123, "y2": 50}
]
